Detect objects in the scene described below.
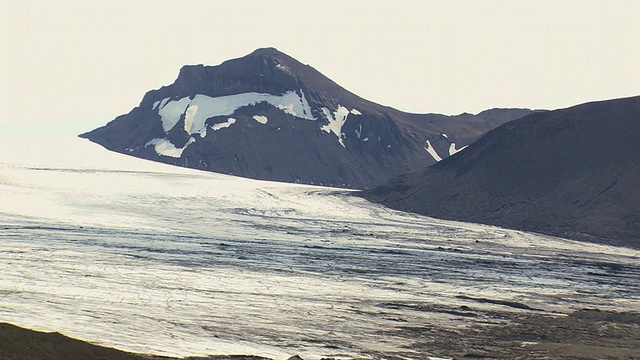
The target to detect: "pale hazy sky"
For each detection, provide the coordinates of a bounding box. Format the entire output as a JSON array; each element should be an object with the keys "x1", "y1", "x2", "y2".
[{"x1": 1, "y1": 0, "x2": 639, "y2": 137}]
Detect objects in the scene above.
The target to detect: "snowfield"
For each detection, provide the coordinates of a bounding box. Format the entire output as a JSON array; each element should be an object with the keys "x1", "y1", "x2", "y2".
[
  {"x1": 147, "y1": 90, "x2": 316, "y2": 158},
  {"x1": 0, "y1": 136, "x2": 638, "y2": 359}
]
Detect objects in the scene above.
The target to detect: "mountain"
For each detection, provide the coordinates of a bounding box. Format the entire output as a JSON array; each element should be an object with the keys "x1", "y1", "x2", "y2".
[
  {"x1": 363, "y1": 96, "x2": 640, "y2": 248},
  {"x1": 80, "y1": 48, "x2": 535, "y2": 189}
]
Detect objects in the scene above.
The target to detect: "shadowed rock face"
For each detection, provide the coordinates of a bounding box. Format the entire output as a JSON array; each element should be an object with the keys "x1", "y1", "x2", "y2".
[
  {"x1": 363, "y1": 96, "x2": 640, "y2": 248},
  {"x1": 80, "y1": 47, "x2": 534, "y2": 189}
]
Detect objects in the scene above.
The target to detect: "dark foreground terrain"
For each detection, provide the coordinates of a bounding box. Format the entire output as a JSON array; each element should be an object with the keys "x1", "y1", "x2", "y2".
[
  {"x1": 3, "y1": 308, "x2": 639, "y2": 360},
  {"x1": 0, "y1": 322, "x2": 269, "y2": 360}
]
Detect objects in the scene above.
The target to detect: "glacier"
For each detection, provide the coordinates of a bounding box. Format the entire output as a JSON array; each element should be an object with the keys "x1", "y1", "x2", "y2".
[{"x1": 0, "y1": 136, "x2": 638, "y2": 359}]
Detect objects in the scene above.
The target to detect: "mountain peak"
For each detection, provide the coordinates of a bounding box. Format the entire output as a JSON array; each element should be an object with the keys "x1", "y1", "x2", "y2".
[
  {"x1": 176, "y1": 48, "x2": 290, "y2": 75},
  {"x1": 232, "y1": 47, "x2": 301, "y2": 68},
  {"x1": 80, "y1": 50, "x2": 537, "y2": 189},
  {"x1": 243, "y1": 47, "x2": 303, "y2": 72},
  {"x1": 247, "y1": 47, "x2": 288, "y2": 57}
]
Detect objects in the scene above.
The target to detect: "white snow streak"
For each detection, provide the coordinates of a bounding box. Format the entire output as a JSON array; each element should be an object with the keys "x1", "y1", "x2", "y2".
[
  {"x1": 157, "y1": 90, "x2": 315, "y2": 135},
  {"x1": 252, "y1": 115, "x2": 268, "y2": 124},
  {"x1": 275, "y1": 90, "x2": 313, "y2": 119},
  {"x1": 183, "y1": 104, "x2": 201, "y2": 135},
  {"x1": 321, "y1": 105, "x2": 352, "y2": 148},
  {"x1": 158, "y1": 97, "x2": 170, "y2": 110},
  {"x1": 274, "y1": 63, "x2": 294, "y2": 76},
  {"x1": 211, "y1": 118, "x2": 237, "y2": 131},
  {"x1": 424, "y1": 140, "x2": 443, "y2": 162},
  {"x1": 158, "y1": 97, "x2": 191, "y2": 132},
  {"x1": 151, "y1": 90, "x2": 314, "y2": 157},
  {"x1": 449, "y1": 142, "x2": 468, "y2": 156},
  {"x1": 146, "y1": 137, "x2": 195, "y2": 158}
]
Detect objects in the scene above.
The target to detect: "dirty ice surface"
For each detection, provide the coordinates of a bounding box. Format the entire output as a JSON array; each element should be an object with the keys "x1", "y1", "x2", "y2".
[{"x1": 0, "y1": 136, "x2": 638, "y2": 359}]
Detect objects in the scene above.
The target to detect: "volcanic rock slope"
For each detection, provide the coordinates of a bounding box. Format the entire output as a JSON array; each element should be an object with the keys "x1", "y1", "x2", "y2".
[
  {"x1": 81, "y1": 48, "x2": 532, "y2": 189},
  {"x1": 364, "y1": 96, "x2": 640, "y2": 248}
]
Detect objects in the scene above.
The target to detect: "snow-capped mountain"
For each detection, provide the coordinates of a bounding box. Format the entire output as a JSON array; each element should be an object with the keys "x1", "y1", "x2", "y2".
[
  {"x1": 363, "y1": 96, "x2": 640, "y2": 248},
  {"x1": 81, "y1": 48, "x2": 534, "y2": 188}
]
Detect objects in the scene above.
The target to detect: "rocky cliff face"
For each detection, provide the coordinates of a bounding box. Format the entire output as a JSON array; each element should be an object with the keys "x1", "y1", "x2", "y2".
[
  {"x1": 363, "y1": 96, "x2": 640, "y2": 248},
  {"x1": 81, "y1": 48, "x2": 534, "y2": 189}
]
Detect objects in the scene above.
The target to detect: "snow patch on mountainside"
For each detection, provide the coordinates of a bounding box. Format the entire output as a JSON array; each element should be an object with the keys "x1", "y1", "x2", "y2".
[
  {"x1": 253, "y1": 115, "x2": 268, "y2": 124},
  {"x1": 158, "y1": 97, "x2": 170, "y2": 110},
  {"x1": 211, "y1": 118, "x2": 237, "y2": 131},
  {"x1": 274, "y1": 63, "x2": 294, "y2": 77},
  {"x1": 158, "y1": 97, "x2": 192, "y2": 132},
  {"x1": 146, "y1": 137, "x2": 195, "y2": 158},
  {"x1": 321, "y1": 105, "x2": 361, "y2": 148},
  {"x1": 449, "y1": 143, "x2": 468, "y2": 156},
  {"x1": 424, "y1": 140, "x2": 442, "y2": 162},
  {"x1": 148, "y1": 90, "x2": 315, "y2": 158},
  {"x1": 274, "y1": 90, "x2": 313, "y2": 119},
  {"x1": 157, "y1": 90, "x2": 315, "y2": 135},
  {"x1": 184, "y1": 104, "x2": 202, "y2": 136}
]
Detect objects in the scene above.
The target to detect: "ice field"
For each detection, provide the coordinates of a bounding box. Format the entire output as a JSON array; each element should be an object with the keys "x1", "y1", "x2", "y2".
[{"x1": 0, "y1": 136, "x2": 638, "y2": 359}]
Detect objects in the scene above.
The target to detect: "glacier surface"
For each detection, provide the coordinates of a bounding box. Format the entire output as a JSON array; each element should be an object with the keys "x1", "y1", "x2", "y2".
[{"x1": 0, "y1": 136, "x2": 638, "y2": 359}]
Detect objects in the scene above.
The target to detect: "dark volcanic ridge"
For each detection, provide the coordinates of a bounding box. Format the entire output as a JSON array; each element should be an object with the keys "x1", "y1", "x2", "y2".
[
  {"x1": 363, "y1": 95, "x2": 640, "y2": 248},
  {"x1": 80, "y1": 47, "x2": 535, "y2": 189}
]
